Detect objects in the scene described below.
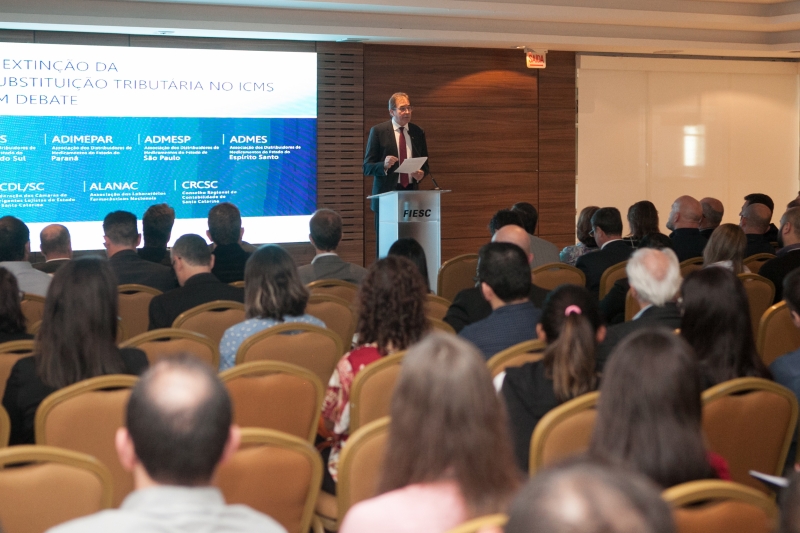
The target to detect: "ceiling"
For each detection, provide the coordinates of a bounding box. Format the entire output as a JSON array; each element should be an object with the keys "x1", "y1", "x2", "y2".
[{"x1": 4, "y1": 0, "x2": 800, "y2": 57}]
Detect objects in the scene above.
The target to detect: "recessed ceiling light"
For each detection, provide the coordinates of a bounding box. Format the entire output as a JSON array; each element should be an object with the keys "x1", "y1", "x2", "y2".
[{"x1": 516, "y1": 46, "x2": 526, "y2": 49}]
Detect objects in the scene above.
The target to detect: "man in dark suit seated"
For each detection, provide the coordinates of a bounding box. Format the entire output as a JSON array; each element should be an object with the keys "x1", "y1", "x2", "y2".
[
  {"x1": 458, "y1": 241, "x2": 542, "y2": 360},
  {"x1": 137, "y1": 203, "x2": 175, "y2": 267},
  {"x1": 760, "y1": 207, "x2": 800, "y2": 303},
  {"x1": 576, "y1": 207, "x2": 633, "y2": 298},
  {"x1": 148, "y1": 234, "x2": 244, "y2": 330},
  {"x1": 595, "y1": 247, "x2": 682, "y2": 370},
  {"x1": 741, "y1": 193, "x2": 779, "y2": 243},
  {"x1": 33, "y1": 224, "x2": 72, "y2": 274},
  {"x1": 740, "y1": 202, "x2": 777, "y2": 257},
  {"x1": 665, "y1": 195, "x2": 708, "y2": 262},
  {"x1": 698, "y1": 197, "x2": 724, "y2": 240},
  {"x1": 298, "y1": 209, "x2": 367, "y2": 285},
  {"x1": 104, "y1": 211, "x2": 177, "y2": 293},
  {"x1": 207, "y1": 202, "x2": 251, "y2": 284}
]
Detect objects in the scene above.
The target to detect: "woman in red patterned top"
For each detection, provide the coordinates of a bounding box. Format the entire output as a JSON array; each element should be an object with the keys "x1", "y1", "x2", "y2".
[{"x1": 321, "y1": 255, "x2": 429, "y2": 490}]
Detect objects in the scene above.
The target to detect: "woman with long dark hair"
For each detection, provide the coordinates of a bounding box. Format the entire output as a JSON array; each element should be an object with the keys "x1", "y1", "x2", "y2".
[
  {"x1": 388, "y1": 238, "x2": 430, "y2": 292},
  {"x1": 625, "y1": 201, "x2": 660, "y2": 247},
  {"x1": 0, "y1": 267, "x2": 32, "y2": 344}
]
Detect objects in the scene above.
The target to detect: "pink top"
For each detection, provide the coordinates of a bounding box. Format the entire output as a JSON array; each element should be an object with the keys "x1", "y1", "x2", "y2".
[{"x1": 340, "y1": 481, "x2": 469, "y2": 533}]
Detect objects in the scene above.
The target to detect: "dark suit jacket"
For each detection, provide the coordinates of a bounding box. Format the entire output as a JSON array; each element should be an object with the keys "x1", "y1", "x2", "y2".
[
  {"x1": 148, "y1": 273, "x2": 245, "y2": 330},
  {"x1": 759, "y1": 245, "x2": 800, "y2": 303},
  {"x1": 575, "y1": 240, "x2": 633, "y2": 297},
  {"x1": 212, "y1": 243, "x2": 251, "y2": 284},
  {"x1": 363, "y1": 120, "x2": 429, "y2": 211},
  {"x1": 443, "y1": 284, "x2": 550, "y2": 333},
  {"x1": 459, "y1": 301, "x2": 542, "y2": 360},
  {"x1": 137, "y1": 246, "x2": 172, "y2": 267},
  {"x1": 669, "y1": 228, "x2": 708, "y2": 262},
  {"x1": 108, "y1": 250, "x2": 177, "y2": 293},
  {"x1": 599, "y1": 278, "x2": 630, "y2": 326},
  {"x1": 699, "y1": 227, "x2": 715, "y2": 240},
  {"x1": 744, "y1": 234, "x2": 776, "y2": 258},
  {"x1": 297, "y1": 254, "x2": 368, "y2": 285},
  {"x1": 32, "y1": 258, "x2": 70, "y2": 274}
]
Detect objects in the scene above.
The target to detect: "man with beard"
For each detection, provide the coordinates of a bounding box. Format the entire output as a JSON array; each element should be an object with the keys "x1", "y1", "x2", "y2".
[{"x1": 760, "y1": 207, "x2": 800, "y2": 303}]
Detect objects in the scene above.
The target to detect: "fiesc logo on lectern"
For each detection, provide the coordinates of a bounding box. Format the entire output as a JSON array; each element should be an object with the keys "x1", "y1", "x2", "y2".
[{"x1": 403, "y1": 209, "x2": 432, "y2": 218}]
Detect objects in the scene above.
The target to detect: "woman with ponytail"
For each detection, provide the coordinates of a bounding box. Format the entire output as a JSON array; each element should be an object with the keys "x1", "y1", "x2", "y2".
[{"x1": 500, "y1": 284, "x2": 605, "y2": 470}]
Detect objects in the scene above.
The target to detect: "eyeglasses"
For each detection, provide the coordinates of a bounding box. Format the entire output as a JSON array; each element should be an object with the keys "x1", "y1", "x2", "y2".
[{"x1": 393, "y1": 106, "x2": 413, "y2": 112}]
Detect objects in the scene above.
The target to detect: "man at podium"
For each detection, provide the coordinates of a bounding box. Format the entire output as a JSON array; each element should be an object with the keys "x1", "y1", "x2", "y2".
[{"x1": 363, "y1": 92, "x2": 430, "y2": 252}]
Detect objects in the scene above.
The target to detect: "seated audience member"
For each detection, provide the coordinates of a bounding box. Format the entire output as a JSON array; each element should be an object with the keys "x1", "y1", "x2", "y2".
[
  {"x1": 623, "y1": 201, "x2": 659, "y2": 248},
  {"x1": 322, "y1": 255, "x2": 428, "y2": 492},
  {"x1": 218, "y1": 245, "x2": 324, "y2": 371},
  {"x1": 500, "y1": 284, "x2": 603, "y2": 470},
  {"x1": 511, "y1": 202, "x2": 560, "y2": 267},
  {"x1": 698, "y1": 197, "x2": 724, "y2": 240},
  {"x1": 2, "y1": 258, "x2": 148, "y2": 445},
  {"x1": 207, "y1": 202, "x2": 251, "y2": 284},
  {"x1": 47, "y1": 355, "x2": 286, "y2": 533},
  {"x1": 459, "y1": 242, "x2": 542, "y2": 359},
  {"x1": 680, "y1": 268, "x2": 770, "y2": 389},
  {"x1": 33, "y1": 224, "x2": 72, "y2": 274},
  {"x1": 740, "y1": 202, "x2": 777, "y2": 257},
  {"x1": 388, "y1": 238, "x2": 430, "y2": 291},
  {"x1": 103, "y1": 211, "x2": 177, "y2": 293},
  {"x1": 137, "y1": 203, "x2": 175, "y2": 267},
  {"x1": 665, "y1": 195, "x2": 707, "y2": 262},
  {"x1": 339, "y1": 334, "x2": 519, "y2": 533},
  {"x1": 590, "y1": 328, "x2": 729, "y2": 488},
  {"x1": 760, "y1": 207, "x2": 800, "y2": 303},
  {"x1": 504, "y1": 460, "x2": 675, "y2": 533},
  {"x1": 0, "y1": 268, "x2": 33, "y2": 344},
  {"x1": 148, "y1": 234, "x2": 244, "y2": 330},
  {"x1": 0, "y1": 216, "x2": 51, "y2": 297},
  {"x1": 742, "y1": 193, "x2": 779, "y2": 243},
  {"x1": 488, "y1": 209, "x2": 525, "y2": 236},
  {"x1": 702, "y1": 223, "x2": 751, "y2": 274},
  {"x1": 595, "y1": 248, "x2": 682, "y2": 370},
  {"x1": 298, "y1": 209, "x2": 367, "y2": 285},
  {"x1": 444, "y1": 224, "x2": 549, "y2": 333},
  {"x1": 560, "y1": 205, "x2": 600, "y2": 266},
  {"x1": 576, "y1": 207, "x2": 633, "y2": 297}
]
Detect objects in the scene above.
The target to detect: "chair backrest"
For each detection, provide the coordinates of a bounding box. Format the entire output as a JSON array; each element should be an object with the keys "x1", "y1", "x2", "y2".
[
  {"x1": 702, "y1": 377, "x2": 798, "y2": 493},
  {"x1": 120, "y1": 328, "x2": 220, "y2": 369},
  {"x1": 171, "y1": 300, "x2": 246, "y2": 348},
  {"x1": 20, "y1": 293, "x2": 45, "y2": 334},
  {"x1": 305, "y1": 294, "x2": 357, "y2": 350},
  {"x1": 336, "y1": 417, "x2": 390, "y2": 521},
  {"x1": 0, "y1": 340, "x2": 35, "y2": 400},
  {"x1": 35, "y1": 374, "x2": 138, "y2": 507},
  {"x1": 219, "y1": 361, "x2": 324, "y2": 442},
  {"x1": 743, "y1": 253, "x2": 776, "y2": 275},
  {"x1": 487, "y1": 339, "x2": 547, "y2": 377},
  {"x1": 437, "y1": 253, "x2": 479, "y2": 302},
  {"x1": 426, "y1": 293, "x2": 452, "y2": 321},
  {"x1": 663, "y1": 480, "x2": 777, "y2": 533},
  {"x1": 445, "y1": 514, "x2": 509, "y2": 533},
  {"x1": 0, "y1": 445, "x2": 113, "y2": 533},
  {"x1": 529, "y1": 391, "x2": 599, "y2": 476},
  {"x1": 0, "y1": 405, "x2": 9, "y2": 447},
  {"x1": 236, "y1": 323, "x2": 344, "y2": 385},
  {"x1": 598, "y1": 261, "x2": 628, "y2": 299},
  {"x1": 738, "y1": 274, "x2": 776, "y2": 339},
  {"x1": 215, "y1": 428, "x2": 322, "y2": 533},
  {"x1": 680, "y1": 257, "x2": 705, "y2": 278},
  {"x1": 230, "y1": 280, "x2": 245, "y2": 288},
  {"x1": 624, "y1": 288, "x2": 642, "y2": 321},
  {"x1": 532, "y1": 262, "x2": 586, "y2": 291},
  {"x1": 757, "y1": 301, "x2": 800, "y2": 368},
  {"x1": 117, "y1": 284, "x2": 163, "y2": 341},
  {"x1": 307, "y1": 279, "x2": 359, "y2": 304},
  {"x1": 349, "y1": 352, "x2": 405, "y2": 433},
  {"x1": 429, "y1": 317, "x2": 456, "y2": 335}
]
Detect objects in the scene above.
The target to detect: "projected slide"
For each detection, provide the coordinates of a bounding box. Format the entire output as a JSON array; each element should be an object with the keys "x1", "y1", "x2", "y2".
[{"x1": 0, "y1": 42, "x2": 317, "y2": 250}]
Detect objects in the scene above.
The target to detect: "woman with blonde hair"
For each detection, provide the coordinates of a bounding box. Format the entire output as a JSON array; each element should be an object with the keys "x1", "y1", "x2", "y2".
[{"x1": 702, "y1": 223, "x2": 749, "y2": 274}]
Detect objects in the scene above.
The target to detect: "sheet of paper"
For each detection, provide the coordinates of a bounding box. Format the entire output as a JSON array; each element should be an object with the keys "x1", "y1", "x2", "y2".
[{"x1": 395, "y1": 156, "x2": 427, "y2": 174}]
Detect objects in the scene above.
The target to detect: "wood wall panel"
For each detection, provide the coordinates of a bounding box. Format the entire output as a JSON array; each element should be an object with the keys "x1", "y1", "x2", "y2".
[
  {"x1": 538, "y1": 171, "x2": 577, "y2": 236},
  {"x1": 538, "y1": 52, "x2": 577, "y2": 109},
  {"x1": 539, "y1": 108, "x2": 576, "y2": 172}
]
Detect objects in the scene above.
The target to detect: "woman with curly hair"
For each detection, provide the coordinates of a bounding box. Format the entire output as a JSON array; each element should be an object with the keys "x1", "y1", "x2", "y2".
[{"x1": 321, "y1": 255, "x2": 429, "y2": 492}]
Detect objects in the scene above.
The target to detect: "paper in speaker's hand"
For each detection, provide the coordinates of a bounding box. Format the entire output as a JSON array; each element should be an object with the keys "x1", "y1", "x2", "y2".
[{"x1": 395, "y1": 157, "x2": 427, "y2": 174}]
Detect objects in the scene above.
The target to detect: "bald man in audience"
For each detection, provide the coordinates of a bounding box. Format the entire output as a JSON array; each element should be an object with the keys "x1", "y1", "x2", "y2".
[
  {"x1": 33, "y1": 224, "x2": 72, "y2": 274},
  {"x1": 665, "y1": 195, "x2": 707, "y2": 262},
  {"x1": 759, "y1": 207, "x2": 800, "y2": 303},
  {"x1": 742, "y1": 193, "x2": 779, "y2": 243},
  {"x1": 698, "y1": 197, "x2": 724, "y2": 240},
  {"x1": 739, "y1": 202, "x2": 777, "y2": 257}
]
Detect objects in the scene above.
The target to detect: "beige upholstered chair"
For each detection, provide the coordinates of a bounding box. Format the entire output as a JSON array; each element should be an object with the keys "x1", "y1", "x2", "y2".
[
  {"x1": 305, "y1": 294, "x2": 357, "y2": 349},
  {"x1": 426, "y1": 293, "x2": 452, "y2": 322},
  {"x1": 679, "y1": 257, "x2": 704, "y2": 278},
  {"x1": 757, "y1": 301, "x2": 800, "y2": 367},
  {"x1": 171, "y1": 300, "x2": 245, "y2": 348},
  {"x1": 437, "y1": 254, "x2": 479, "y2": 303},
  {"x1": 229, "y1": 280, "x2": 245, "y2": 288},
  {"x1": 117, "y1": 284, "x2": 163, "y2": 341},
  {"x1": 349, "y1": 352, "x2": 405, "y2": 433},
  {"x1": 429, "y1": 317, "x2": 456, "y2": 335},
  {"x1": 743, "y1": 253, "x2": 776, "y2": 275},
  {"x1": 598, "y1": 261, "x2": 628, "y2": 299},
  {"x1": 737, "y1": 273, "x2": 775, "y2": 339},
  {"x1": 20, "y1": 293, "x2": 45, "y2": 334},
  {"x1": 532, "y1": 262, "x2": 586, "y2": 291},
  {"x1": 307, "y1": 279, "x2": 359, "y2": 304},
  {"x1": 487, "y1": 339, "x2": 547, "y2": 377},
  {"x1": 0, "y1": 340, "x2": 35, "y2": 399},
  {"x1": 624, "y1": 288, "x2": 642, "y2": 321},
  {"x1": 120, "y1": 328, "x2": 220, "y2": 369},
  {"x1": 445, "y1": 514, "x2": 509, "y2": 533}
]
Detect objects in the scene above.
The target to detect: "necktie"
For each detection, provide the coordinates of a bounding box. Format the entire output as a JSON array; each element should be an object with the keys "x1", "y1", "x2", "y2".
[{"x1": 398, "y1": 126, "x2": 409, "y2": 188}]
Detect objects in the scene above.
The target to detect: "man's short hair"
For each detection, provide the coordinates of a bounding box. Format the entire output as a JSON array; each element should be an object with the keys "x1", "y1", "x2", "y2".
[
  {"x1": 626, "y1": 248, "x2": 681, "y2": 306},
  {"x1": 126, "y1": 354, "x2": 232, "y2": 486},
  {"x1": 511, "y1": 202, "x2": 539, "y2": 234},
  {"x1": 0, "y1": 216, "x2": 30, "y2": 262},
  {"x1": 505, "y1": 460, "x2": 674, "y2": 533},
  {"x1": 591, "y1": 207, "x2": 624, "y2": 236},
  {"x1": 742, "y1": 203, "x2": 771, "y2": 233},
  {"x1": 309, "y1": 209, "x2": 342, "y2": 251},
  {"x1": 784, "y1": 208, "x2": 800, "y2": 239},
  {"x1": 103, "y1": 211, "x2": 139, "y2": 247},
  {"x1": 700, "y1": 201, "x2": 723, "y2": 228},
  {"x1": 744, "y1": 193, "x2": 774, "y2": 213},
  {"x1": 142, "y1": 204, "x2": 175, "y2": 248},
  {"x1": 488, "y1": 209, "x2": 524, "y2": 235},
  {"x1": 388, "y1": 92, "x2": 410, "y2": 110},
  {"x1": 171, "y1": 234, "x2": 212, "y2": 267},
  {"x1": 207, "y1": 203, "x2": 242, "y2": 246},
  {"x1": 39, "y1": 225, "x2": 71, "y2": 257},
  {"x1": 477, "y1": 242, "x2": 532, "y2": 302}
]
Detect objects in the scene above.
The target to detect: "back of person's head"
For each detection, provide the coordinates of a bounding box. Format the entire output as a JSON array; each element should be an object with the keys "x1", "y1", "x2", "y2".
[
  {"x1": 626, "y1": 248, "x2": 681, "y2": 306},
  {"x1": 388, "y1": 238, "x2": 429, "y2": 291},
  {"x1": 638, "y1": 232, "x2": 674, "y2": 251},
  {"x1": 680, "y1": 268, "x2": 768, "y2": 386},
  {"x1": 39, "y1": 224, "x2": 71, "y2": 258},
  {"x1": 591, "y1": 207, "x2": 623, "y2": 237},
  {"x1": 126, "y1": 355, "x2": 232, "y2": 486},
  {"x1": 102, "y1": 211, "x2": 139, "y2": 247},
  {"x1": 380, "y1": 333, "x2": 520, "y2": 516},
  {"x1": 356, "y1": 255, "x2": 428, "y2": 352},
  {"x1": 700, "y1": 198, "x2": 724, "y2": 228},
  {"x1": 0, "y1": 267, "x2": 25, "y2": 334},
  {"x1": 309, "y1": 209, "x2": 342, "y2": 252},
  {"x1": 505, "y1": 459, "x2": 675, "y2": 533},
  {"x1": 703, "y1": 223, "x2": 747, "y2": 273},
  {"x1": 741, "y1": 203, "x2": 772, "y2": 234},
  {"x1": 489, "y1": 209, "x2": 524, "y2": 235},
  {"x1": 207, "y1": 202, "x2": 242, "y2": 245},
  {"x1": 577, "y1": 206, "x2": 600, "y2": 247},
  {"x1": 0, "y1": 216, "x2": 29, "y2": 262},
  {"x1": 590, "y1": 328, "x2": 713, "y2": 488},
  {"x1": 171, "y1": 234, "x2": 212, "y2": 267},
  {"x1": 782, "y1": 207, "x2": 800, "y2": 244},
  {"x1": 744, "y1": 193, "x2": 774, "y2": 213},
  {"x1": 539, "y1": 285, "x2": 601, "y2": 402},
  {"x1": 35, "y1": 257, "x2": 125, "y2": 389},
  {"x1": 627, "y1": 201, "x2": 659, "y2": 240},
  {"x1": 142, "y1": 204, "x2": 175, "y2": 248},
  {"x1": 477, "y1": 242, "x2": 531, "y2": 303},
  {"x1": 244, "y1": 244, "x2": 307, "y2": 320},
  {"x1": 785, "y1": 269, "x2": 800, "y2": 317},
  {"x1": 511, "y1": 202, "x2": 539, "y2": 234}
]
